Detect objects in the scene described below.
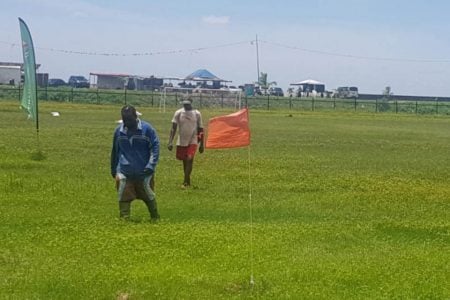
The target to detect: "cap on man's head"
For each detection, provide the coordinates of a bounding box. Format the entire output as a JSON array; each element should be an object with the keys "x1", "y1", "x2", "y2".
[{"x1": 181, "y1": 95, "x2": 193, "y2": 105}]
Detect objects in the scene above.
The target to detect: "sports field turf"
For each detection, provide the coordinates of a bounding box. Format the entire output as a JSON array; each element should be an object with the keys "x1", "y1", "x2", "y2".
[{"x1": 0, "y1": 101, "x2": 448, "y2": 299}]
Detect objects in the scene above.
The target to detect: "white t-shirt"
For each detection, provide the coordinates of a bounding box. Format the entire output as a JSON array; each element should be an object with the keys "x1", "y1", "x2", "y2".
[{"x1": 172, "y1": 108, "x2": 203, "y2": 146}]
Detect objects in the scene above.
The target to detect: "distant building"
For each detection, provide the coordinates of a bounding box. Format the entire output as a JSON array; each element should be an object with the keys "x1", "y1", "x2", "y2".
[
  {"x1": 0, "y1": 65, "x2": 21, "y2": 86},
  {"x1": 90, "y1": 73, "x2": 129, "y2": 89},
  {"x1": 37, "y1": 73, "x2": 48, "y2": 87},
  {"x1": 89, "y1": 72, "x2": 164, "y2": 90},
  {"x1": 183, "y1": 69, "x2": 230, "y2": 89},
  {"x1": 0, "y1": 62, "x2": 43, "y2": 86}
]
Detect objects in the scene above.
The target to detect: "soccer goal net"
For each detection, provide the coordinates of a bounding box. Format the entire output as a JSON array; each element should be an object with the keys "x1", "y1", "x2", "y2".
[{"x1": 160, "y1": 87, "x2": 243, "y2": 112}]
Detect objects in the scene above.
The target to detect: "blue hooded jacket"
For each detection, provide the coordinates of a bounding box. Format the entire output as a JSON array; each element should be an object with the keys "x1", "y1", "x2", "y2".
[{"x1": 111, "y1": 119, "x2": 160, "y2": 179}]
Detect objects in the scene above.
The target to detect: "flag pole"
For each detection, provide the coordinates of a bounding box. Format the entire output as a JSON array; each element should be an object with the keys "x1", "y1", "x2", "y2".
[
  {"x1": 35, "y1": 58, "x2": 40, "y2": 150},
  {"x1": 204, "y1": 107, "x2": 252, "y2": 283},
  {"x1": 248, "y1": 144, "x2": 254, "y2": 286}
]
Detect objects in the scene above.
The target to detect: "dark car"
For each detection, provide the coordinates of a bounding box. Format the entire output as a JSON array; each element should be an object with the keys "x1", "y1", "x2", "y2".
[
  {"x1": 68, "y1": 75, "x2": 90, "y2": 88},
  {"x1": 269, "y1": 87, "x2": 284, "y2": 97},
  {"x1": 48, "y1": 78, "x2": 66, "y2": 87}
]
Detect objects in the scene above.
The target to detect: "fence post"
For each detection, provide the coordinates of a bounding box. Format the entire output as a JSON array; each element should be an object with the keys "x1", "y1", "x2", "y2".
[
  {"x1": 312, "y1": 97, "x2": 315, "y2": 111},
  {"x1": 354, "y1": 97, "x2": 357, "y2": 111},
  {"x1": 18, "y1": 86, "x2": 21, "y2": 101},
  {"x1": 395, "y1": 100, "x2": 398, "y2": 113},
  {"x1": 436, "y1": 100, "x2": 439, "y2": 114},
  {"x1": 375, "y1": 98, "x2": 378, "y2": 113},
  {"x1": 96, "y1": 88, "x2": 99, "y2": 104},
  {"x1": 267, "y1": 95, "x2": 270, "y2": 110},
  {"x1": 415, "y1": 101, "x2": 418, "y2": 114},
  {"x1": 245, "y1": 95, "x2": 248, "y2": 107},
  {"x1": 333, "y1": 97, "x2": 336, "y2": 110},
  {"x1": 151, "y1": 92, "x2": 154, "y2": 107},
  {"x1": 71, "y1": 87, "x2": 74, "y2": 102},
  {"x1": 124, "y1": 87, "x2": 127, "y2": 105},
  {"x1": 221, "y1": 93, "x2": 224, "y2": 108},
  {"x1": 289, "y1": 97, "x2": 292, "y2": 110}
]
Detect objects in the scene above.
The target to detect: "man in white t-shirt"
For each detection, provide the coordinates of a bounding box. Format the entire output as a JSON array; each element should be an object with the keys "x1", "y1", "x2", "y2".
[{"x1": 168, "y1": 96, "x2": 204, "y2": 188}]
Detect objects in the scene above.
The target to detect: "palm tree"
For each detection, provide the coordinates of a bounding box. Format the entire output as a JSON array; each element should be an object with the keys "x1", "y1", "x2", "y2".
[{"x1": 256, "y1": 72, "x2": 277, "y2": 94}]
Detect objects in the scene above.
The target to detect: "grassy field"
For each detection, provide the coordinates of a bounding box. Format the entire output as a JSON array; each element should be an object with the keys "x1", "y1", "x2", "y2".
[{"x1": 0, "y1": 100, "x2": 449, "y2": 299}]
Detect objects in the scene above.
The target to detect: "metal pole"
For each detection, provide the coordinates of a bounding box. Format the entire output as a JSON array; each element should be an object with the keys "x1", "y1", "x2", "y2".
[
  {"x1": 35, "y1": 72, "x2": 39, "y2": 135},
  {"x1": 255, "y1": 34, "x2": 260, "y2": 84}
]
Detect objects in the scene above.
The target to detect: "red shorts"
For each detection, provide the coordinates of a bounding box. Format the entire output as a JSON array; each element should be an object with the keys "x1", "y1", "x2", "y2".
[{"x1": 176, "y1": 144, "x2": 197, "y2": 160}]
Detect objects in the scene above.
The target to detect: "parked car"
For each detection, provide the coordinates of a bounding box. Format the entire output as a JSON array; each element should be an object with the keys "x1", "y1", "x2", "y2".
[
  {"x1": 254, "y1": 86, "x2": 263, "y2": 96},
  {"x1": 48, "y1": 78, "x2": 66, "y2": 87},
  {"x1": 68, "y1": 75, "x2": 89, "y2": 88},
  {"x1": 333, "y1": 86, "x2": 359, "y2": 99},
  {"x1": 268, "y1": 87, "x2": 284, "y2": 97}
]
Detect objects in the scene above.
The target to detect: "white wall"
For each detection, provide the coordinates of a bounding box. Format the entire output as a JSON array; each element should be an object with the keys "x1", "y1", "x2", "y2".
[{"x1": 0, "y1": 66, "x2": 21, "y2": 85}]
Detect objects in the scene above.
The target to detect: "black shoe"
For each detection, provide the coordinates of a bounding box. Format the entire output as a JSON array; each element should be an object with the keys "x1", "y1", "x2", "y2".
[{"x1": 150, "y1": 211, "x2": 160, "y2": 223}]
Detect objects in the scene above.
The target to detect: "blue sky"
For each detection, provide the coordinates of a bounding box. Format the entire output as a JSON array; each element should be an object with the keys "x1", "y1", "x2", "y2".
[{"x1": 2, "y1": 0, "x2": 450, "y2": 96}]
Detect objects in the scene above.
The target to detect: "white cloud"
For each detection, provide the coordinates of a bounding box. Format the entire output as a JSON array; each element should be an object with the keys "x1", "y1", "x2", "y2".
[{"x1": 202, "y1": 15, "x2": 230, "y2": 25}]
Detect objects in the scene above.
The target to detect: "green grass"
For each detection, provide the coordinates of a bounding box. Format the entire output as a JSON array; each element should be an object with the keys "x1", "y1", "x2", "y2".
[{"x1": 0, "y1": 101, "x2": 449, "y2": 299}]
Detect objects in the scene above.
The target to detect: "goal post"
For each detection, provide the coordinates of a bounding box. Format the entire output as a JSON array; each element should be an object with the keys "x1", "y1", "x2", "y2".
[{"x1": 160, "y1": 87, "x2": 242, "y2": 112}]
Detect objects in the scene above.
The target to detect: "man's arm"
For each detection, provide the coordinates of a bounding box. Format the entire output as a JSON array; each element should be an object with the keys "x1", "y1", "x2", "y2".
[
  {"x1": 145, "y1": 126, "x2": 160, "y2": 174},
  {"x1": 110, "y1": 129, "x2": 119, "y2": 178},
  {"x1": 198, "y1": 127, "x2": 204, "y2": 153},
  {"x1": 197, "y1": 111, "x2": 204, "y2": 153},
  {"x1": 167, "y1": 122, "x2": 177, "y2": 151}
]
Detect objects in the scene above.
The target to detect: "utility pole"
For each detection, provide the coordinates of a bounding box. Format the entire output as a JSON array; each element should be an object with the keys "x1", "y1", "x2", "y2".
[{"x1": 255, "y1": 34, "x2": 260, "y2": 84}]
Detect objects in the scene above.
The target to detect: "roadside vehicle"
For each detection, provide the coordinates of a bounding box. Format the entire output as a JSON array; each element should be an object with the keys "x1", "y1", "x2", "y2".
[
  {"x1": 48, "y1": 78, "x2": 66, "y2": 87},
  {"x1": 335, "y1": 86, "x2": 358, "y2": 98},
  {"x1": 268, "y1": 87, "x2": 284, "y2": 97},
  {"x1": 68, "y1": 75, "x2": 90, "y2": 88}
]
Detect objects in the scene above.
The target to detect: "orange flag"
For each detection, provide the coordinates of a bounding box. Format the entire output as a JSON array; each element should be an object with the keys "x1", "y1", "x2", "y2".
[{"x1": 206, "y1": 108, "x2": 251, "y2": 149}]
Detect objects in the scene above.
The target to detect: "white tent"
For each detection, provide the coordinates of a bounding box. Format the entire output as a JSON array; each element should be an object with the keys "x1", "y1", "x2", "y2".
[
  {"x1": 290, "y1": 79, "x2": 324, "y2": 86},
  {"x1": 290, "y1": 79, "x2": 326, "y2": 93}
]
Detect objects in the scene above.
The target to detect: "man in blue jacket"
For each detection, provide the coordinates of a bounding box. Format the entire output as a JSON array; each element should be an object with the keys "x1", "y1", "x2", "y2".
[{"x1": 111, "y1": 105, "x2": 160, "y2": 221}]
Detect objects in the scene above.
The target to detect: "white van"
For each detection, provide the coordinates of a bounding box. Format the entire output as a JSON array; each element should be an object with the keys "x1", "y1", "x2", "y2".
[{"x1": 335, "y1": 86, "x2": 358, "y2": 99}]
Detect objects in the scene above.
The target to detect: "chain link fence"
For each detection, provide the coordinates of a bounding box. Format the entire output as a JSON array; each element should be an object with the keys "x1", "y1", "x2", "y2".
[{"x1": 1, "y1": 85, "x2": 450, "y2": 115}]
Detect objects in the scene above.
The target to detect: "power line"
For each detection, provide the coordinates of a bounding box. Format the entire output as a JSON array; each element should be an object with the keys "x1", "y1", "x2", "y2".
[
  {"x1": 259, "y1": 40, "x2": 450, "y2": 63},
  {"x1": 0, "y1": 40, "x2": 251, "y2": 57},
  {"x1": 2, "y1": 38, "x2": 450, "y2": 63}
]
